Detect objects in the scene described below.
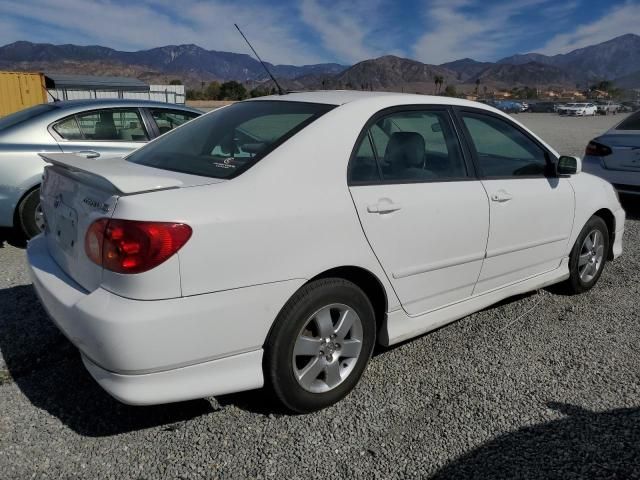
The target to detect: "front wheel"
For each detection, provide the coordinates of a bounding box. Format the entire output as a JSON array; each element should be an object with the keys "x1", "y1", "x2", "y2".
[
  {"x1": 17, "y1": 188, "x2": 45, "y2": 239},
  {"x1": 264, "y1": 278, "x2": 376, "y2": 413},
  {"x1": 564, "y1": 216, "x2": 609, "y2": 294}
]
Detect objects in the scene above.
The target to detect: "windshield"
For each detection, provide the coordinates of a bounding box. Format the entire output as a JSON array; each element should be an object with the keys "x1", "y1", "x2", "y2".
[
  {"x1": 0, "y1": 103, "x2": 56, "y2": 131},
  {"x1": 127, "y1": 100, "x2": 334, "y2": 179}
]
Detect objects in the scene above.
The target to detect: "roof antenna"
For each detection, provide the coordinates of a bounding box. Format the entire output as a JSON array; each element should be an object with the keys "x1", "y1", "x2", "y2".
[
  {"x1": 46, "y1": 89, "x2": 60, "y2": 102},
  {"x1": 234, "y1": 23, "x2": 285, "y2": 95}
]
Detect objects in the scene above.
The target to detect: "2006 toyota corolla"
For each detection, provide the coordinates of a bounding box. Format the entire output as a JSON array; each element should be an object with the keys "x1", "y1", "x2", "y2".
[{"x1": 27, "y1": 91, "x2": 625, "y2": 413}]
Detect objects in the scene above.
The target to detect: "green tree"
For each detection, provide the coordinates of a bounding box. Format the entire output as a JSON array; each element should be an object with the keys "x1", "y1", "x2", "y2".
[
  {"x1": 169, "y1": 79, "x2": 182, "y2": 85},
  {"x1": 443, "y1": 84, "x2": 457, "y2": 97},
  {"x1": 186, "y1": 89, "x2": 202, "y2": 100},
  {"x1": 219, "y1": 81, "x2": 248, "y2": 100},
  {"x1": 249, "y1": 87, "x2": 269, "y2": 98},
  {"x1": 205, "y1": 81, "x2": 222, "y2": 100}
]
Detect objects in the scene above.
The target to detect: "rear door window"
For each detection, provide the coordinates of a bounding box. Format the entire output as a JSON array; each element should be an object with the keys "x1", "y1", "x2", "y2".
[
  {"x1": 127, "y1": 101, "x2": 334, "y2": 179},
  {"x1": 53, "y1": 108, "x2": 149, "y2": 141},
  {"x1": 149, "y1": 109, "x2": 200, "y2": 135},
  {"x1": 350, "y1": 109, "x2": 467, "y2": 183}
]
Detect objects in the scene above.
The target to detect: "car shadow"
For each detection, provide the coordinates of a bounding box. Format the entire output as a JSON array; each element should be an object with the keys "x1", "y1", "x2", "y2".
[
  {"x1": 430, "y1": 402, "x2": 640, "y2": 479},
  {"x1": 0, "y1": 284, "x2": 216, "y2": 437},
  {"x1": 0, "y1": 227, "x2": 26, "y2": 249},
  {"x1": 621, "y1": 195, "x2": 640, "y2": 220}
]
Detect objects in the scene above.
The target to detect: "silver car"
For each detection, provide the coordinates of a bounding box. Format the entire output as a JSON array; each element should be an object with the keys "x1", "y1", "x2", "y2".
[
  {"x1": 0, "y1": 99, "x2": 201, "y2": 238},
  {"x1": 583, "y1": 111, "x2": 640, "y2": 196}
]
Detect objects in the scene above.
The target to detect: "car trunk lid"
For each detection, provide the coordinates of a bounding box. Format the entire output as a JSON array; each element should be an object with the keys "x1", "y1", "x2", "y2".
[
  {"x1": 39, "y1": 153, "x2": 223, "y2": 292},
  {"x1": 599, "y1": 133, "x2": 640, "y2": 172}
]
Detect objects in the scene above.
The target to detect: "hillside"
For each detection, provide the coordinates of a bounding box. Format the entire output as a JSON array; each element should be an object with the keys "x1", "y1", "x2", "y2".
[
  {"x1": 319, "y1": 55, "x2": 456, "y2": 93},
  {"x1": 1, "y1": 34, "x2": 639, "y2": 93},
  {"x1": 496, "y1": 33, "x2": 640, "y2": 81},
  {"x1": 0, "y1": 41, "x2": 347, "y2": 86},
  {"x1": 470, "y1": 62, "x2": 575, "y2": 88}
]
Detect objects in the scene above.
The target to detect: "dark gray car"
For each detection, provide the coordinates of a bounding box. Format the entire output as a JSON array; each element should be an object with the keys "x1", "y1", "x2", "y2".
[{"x1": 0, "y1": 99, "x2": 201, "y2": 238}]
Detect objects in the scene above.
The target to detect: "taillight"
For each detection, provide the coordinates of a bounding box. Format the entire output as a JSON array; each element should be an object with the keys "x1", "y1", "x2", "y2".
[
  {"x1": 84, "y1": 219, "x2": 192, "y2": 274},
  {"x1": 585, "y1": 141, "x2": 612, "y2": 157}
]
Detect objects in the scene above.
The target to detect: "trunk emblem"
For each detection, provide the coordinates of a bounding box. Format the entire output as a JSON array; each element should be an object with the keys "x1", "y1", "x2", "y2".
[{"x1": 82, "y1": 197, "x2": 110, "y2": 213}]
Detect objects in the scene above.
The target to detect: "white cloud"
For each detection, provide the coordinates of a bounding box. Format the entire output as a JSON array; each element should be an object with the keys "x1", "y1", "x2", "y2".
[
  {"x1": 412, "y1": 0, "x2": 554, "y2": 64},
  {"x1": 0, "y1": 0, "x2": 327, "y2": 65},
  {"x1": 538, "y1": 1, "x2": 640, "y2": 55},
  {"x1": 299, "y1": 0, "x2": 388, "y2": 64}
]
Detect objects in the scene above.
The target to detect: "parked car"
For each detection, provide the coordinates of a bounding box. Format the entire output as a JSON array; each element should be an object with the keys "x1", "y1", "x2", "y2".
[
  {"x1": 528, "y1": 102, "x2": 557, "y2": 113},
  {"x1": 0, "y1": 99, "x2": 201, "y2": 238},
  {"x1": 583, "y1": 111, "x2": 640, "y2": 196},
  {"x1": 27, "y1": 91, "x2": 624, "y2": 413},
  {"x1": 563, "y1": 103, "x2": 598, "y2": 116},
  {"x1": 596, "y1": 101, "x2": 620, "y2": 115},
  {"x1": 492, "y1": 100, "x2": 523, "y2": 113}
]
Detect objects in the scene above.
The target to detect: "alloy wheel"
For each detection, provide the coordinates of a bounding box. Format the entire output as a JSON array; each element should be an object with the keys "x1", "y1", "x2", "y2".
[
  {"x1": 292, "y1": 303, "x2": 363, "y2": 393},
  {"x1": 578, "y1": 229, "x2": 605, "y2": 283}
]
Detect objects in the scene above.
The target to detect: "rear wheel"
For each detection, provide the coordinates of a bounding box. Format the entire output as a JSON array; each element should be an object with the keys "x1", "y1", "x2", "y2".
[
  {"x1": 17, "y1": 188, "x2": 44, "y2": 239},
  {"x1": 564, "y1": 216, "x2": 609, "y2": 294},
  {"x1": 264, "y1": 278, "x2": 376, "y2": 413}
]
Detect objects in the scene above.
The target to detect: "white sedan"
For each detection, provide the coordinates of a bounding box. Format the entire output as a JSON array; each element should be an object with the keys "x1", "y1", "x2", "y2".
[
  {"x1": 27, "y1": 91, "x2": 625, "y2": 413},
  {"x1": 564, "y1": 103, "x2": 598, "y2": 116}
]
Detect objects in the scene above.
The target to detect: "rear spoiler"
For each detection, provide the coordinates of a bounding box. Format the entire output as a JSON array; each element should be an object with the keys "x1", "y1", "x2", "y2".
[{"x1": 39, "y1": 153, "x2": 187, "y2": 195}]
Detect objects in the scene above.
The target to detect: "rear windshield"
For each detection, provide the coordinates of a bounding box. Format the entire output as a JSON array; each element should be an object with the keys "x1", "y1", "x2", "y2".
[
  {"x1": 616, "y1": 112, "x2": 640, "y2": 131},
  {"x1": 0, "y1": 103, "x2": 56, "y2": 131},
  {"x1": 127, "y1": 100, "x2": 334, "y2": 179}
]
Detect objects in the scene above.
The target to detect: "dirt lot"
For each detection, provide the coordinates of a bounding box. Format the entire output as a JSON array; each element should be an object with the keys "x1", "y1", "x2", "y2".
[{"x1": 0, "y1": 113, "x2": 639, "y2": 479}]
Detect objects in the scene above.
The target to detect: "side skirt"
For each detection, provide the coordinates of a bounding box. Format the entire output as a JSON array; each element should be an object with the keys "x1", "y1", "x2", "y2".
[{"x1": 380, "y1": 258, "x2": 570, "y2": 346}]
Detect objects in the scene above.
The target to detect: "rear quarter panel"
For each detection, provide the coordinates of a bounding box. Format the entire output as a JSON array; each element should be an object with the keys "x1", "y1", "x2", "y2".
[
  {"x1": 112, "y1": 101, "x2": 401, "y2": 310},
  {"x1": 0, "y1": 145, "x2": 61, "y2": 226}
]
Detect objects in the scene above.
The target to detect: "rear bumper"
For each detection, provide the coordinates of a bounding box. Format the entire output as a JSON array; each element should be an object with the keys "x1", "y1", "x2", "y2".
[
  {"x1": 27, "y1": 234, "x2": 303, "y2": 404},
  {"x1": 583, "y1": 157, "x2": 640, "y2": 195}
]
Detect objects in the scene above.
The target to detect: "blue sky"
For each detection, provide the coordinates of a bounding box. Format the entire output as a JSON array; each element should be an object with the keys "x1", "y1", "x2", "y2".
[{"x1": 0, "y1": 0, "x2": 638, "y2": 65}]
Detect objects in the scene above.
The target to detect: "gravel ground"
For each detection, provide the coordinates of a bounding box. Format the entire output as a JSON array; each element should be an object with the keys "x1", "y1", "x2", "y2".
[{"x1": 1, "y1": 114, "x2": 639, "y2": 479}]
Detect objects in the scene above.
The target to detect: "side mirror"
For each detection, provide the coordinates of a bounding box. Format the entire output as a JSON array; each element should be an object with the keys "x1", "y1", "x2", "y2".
[{"x1": 557, "y1": 155, "x2": 582, "y2": 175}]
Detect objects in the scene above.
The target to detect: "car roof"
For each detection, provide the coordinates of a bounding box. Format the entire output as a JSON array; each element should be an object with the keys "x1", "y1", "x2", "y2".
[
  {"x1": 248, "y1": 90, "x2": 489, "y2": 109},
  {"x1": 49, "y1": 98, "x2": 201, "y2": 113}
]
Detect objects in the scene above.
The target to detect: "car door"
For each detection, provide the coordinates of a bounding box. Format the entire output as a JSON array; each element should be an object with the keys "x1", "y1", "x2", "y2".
[
  {"x1": 51, "y1": 107, "x2": 150, "y2": 159},
  {"x1": 349, "y1": 107, "x2": 490, "y2": 316},
  {"x1": 455, "y1": 109, "x2": 574, "y2": 294}
]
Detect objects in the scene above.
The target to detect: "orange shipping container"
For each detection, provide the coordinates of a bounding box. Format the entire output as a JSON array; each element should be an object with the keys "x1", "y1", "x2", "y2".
[{"x1": 0, "y1": 71, "x2": 48, "y2": 117}]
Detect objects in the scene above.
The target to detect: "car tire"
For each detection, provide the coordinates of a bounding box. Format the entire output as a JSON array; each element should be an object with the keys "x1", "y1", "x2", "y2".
[
  {"x1": 17, "y1": 188, "x2": 44, "y2": 239},
  {"x1": 564, "y1": 216, "x2": 609, "y2": 294},
  {"x1": 264, "y1": 278, "x2": 376, "y2": 413}
]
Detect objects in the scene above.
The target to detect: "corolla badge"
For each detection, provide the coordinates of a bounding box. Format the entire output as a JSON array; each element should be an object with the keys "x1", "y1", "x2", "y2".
[{"x1": 82, "y1": 197, "x2": 111, "y2": 213}]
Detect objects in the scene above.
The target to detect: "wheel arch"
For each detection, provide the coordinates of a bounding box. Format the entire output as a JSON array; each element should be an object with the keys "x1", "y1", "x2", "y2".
[
  {"x1": 12, "y1": 182, "x2": 41, "y2": 228},
  {"x1": 264, "y1": 265, "x2": 389, "y2": 349},
  {"x1": 309, "y1": 266, "x2": 388, "y2": 337},
  {"x1": 592, "y1": 208, "x2": 615, "y2": 260}
]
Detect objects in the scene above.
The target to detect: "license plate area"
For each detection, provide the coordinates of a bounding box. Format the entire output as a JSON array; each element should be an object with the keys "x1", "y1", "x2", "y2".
[{"x1": 51, "y1": 201, "x2": 78, "y2": 254}]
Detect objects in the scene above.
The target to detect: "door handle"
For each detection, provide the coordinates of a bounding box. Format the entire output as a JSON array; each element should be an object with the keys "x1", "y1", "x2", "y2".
[
  {"x1": 367, "y1": 201, "x2": 402, "y2": 214},
  {"x1": 75, "y1": 150, "x2": 101, "y2": 159},
  {"x1": 490, "y1": 190, "x2": 513, "y2": 203}
]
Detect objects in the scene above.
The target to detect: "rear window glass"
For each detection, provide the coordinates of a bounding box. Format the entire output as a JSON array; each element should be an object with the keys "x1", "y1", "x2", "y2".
[
  {"x1": 127, "y1": 101, "x2": 334, "y2": 179},
  {"x1": 616, "y1": 112, "x2": 640, "y2": 131},
  {"x1": 0, "y1": 104, "x2": 56, "y2": 131}
]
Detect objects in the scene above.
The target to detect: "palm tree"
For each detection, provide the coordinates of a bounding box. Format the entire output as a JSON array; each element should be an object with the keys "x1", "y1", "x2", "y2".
[
  {"x1": 434, "y1": 75, "x2": 444, "y2": 94},
  {"x1": 475, "y1": 78, "x2": 481, "y2": 95}
]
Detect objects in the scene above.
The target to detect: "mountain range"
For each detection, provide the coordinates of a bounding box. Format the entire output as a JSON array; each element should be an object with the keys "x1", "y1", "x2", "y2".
[{"x1": 1, "y1": 33, "x2": 640, "y2": 92}]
